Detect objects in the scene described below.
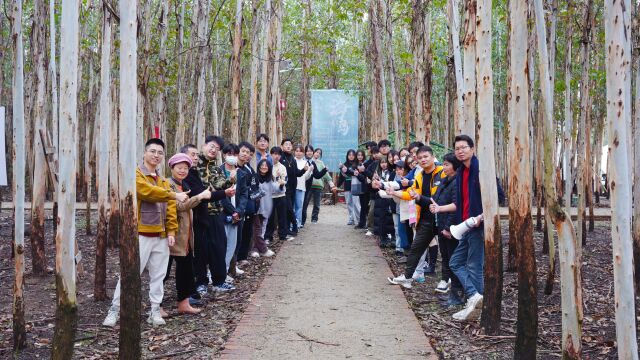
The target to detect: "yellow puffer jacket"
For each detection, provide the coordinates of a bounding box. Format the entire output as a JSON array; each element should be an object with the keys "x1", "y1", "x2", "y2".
[
  {"x1": 398, "y1": 165, "x2": 444, "y2": 223},
  {"x1": 136, "y1": 165, "x2": 178, "y2": 237}
]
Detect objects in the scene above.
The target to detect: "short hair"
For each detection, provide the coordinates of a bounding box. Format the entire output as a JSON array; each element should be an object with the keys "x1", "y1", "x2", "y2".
[
  {"x1": 294, "y1": 144, "x2": 305, "y2": 153},
  {"x1": 205, "y1": 135, "x2": 224, "y2": 148},
  {"x1": 370, "y1": 145, "x2": 379, "y2": 154},
  {"x1": 222, "y1": 143, "x2": 239, "y2": 155},
  {"x1": 281, "y1": 138, "x2": 293, "y2": 146},
  {"x1": 416, "y1": 145, "x2": 434, "y2": 156},
  {"x1": 454, "y1": 134, "x2": 474, "y2": 148},
  {"x1": 304, "y1": 145, "x2": 314, "y2": 153},
  {"x1": 443, "y1": 152, "x2": 461, "y2": 170},
  {"x1": 179, "y1": 143, "x2": 197, "y2": 154},
  {"x1": 409, "y1": 141, "x2": 424, "y2": 150},
  {"x1": 270, "y1": 146, "x2": 283, "y2": 155},
  {"x1": 256, "y1": 133, "x2": 270, "y2": 143},
  {"x1": 378, "y1": 139, "x2": 391, "y2": 148},
  {"x1": 239, "y1": 141, "x2": 255, "y2": 153},
  {"x1": 145, "y1": 138, "x2": 165, "y2": 150},
  {"x1": 367, "y1": 141, "x2": 377, "y2": 149}
]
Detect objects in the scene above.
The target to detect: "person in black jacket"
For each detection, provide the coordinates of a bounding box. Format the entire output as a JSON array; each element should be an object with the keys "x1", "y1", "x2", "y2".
[
  {"x1": 236, "y1": 142, "x2": 259, "y2": 266},
  {"x1": 354, "y1": 150, "x2": 370, "y2": 229},
  {"x1": 430, "y1": 153, "x2": 464, "y2": 306},
  {"x1": 338, "y1": 149, "x2": 360, "y2": 225},
  {"x1": 280, "y1": 138, "x2": 306, "y2": 234}
]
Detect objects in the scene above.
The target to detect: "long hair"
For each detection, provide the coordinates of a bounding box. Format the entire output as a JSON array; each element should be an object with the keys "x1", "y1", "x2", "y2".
[
  {"x1": 356, "y1": 149, "x2": 366, "y2": 164},
  {"x1": 257, "y1": 159, "x2": 273, "y2": 183},
  {"x1": 345, "y1": 149, "x2": 356, "y2": 167}
]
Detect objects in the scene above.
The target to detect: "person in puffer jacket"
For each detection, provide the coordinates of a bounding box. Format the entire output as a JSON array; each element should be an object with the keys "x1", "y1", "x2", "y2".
[{"x1": 373, "y1": 158, "x2": 395, "y2": 248}]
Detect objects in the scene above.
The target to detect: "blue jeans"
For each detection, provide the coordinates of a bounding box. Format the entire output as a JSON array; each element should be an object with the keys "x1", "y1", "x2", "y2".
[
  {"x1": 449, "y1": 227, "x2": 484, "y2": 297},
  {"x1": 295, "y1": 189, "x2": 306, "y2": 226}
]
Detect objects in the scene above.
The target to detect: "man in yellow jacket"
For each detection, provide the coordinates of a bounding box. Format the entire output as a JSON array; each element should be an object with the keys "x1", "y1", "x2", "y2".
[
  {"x1": 103, "y1": 138, "x2": 188, "y2": 327},
  {"x1": 384, "y1": 145, "x2": 444, "y2": 289}
]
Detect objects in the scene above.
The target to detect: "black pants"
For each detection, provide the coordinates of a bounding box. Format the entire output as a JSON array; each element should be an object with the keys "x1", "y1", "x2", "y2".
[
  {"x1": 357, "y1": 192, "x2": 370, "y2": 228},
  {"x1": 285, "y1": 188, "x2": 298, "y2": 233},
  {"x1": 302, "y1": 188, "x2": 322, "y2": 224},
  {"x1": 193, "y1": 213, "x2": 227, "y2": 287},
  {"x1": 170, "y1": 252, "x2": 196, "y2": 302},
  {"x1": 404, "y1": 219, "x2": 436, "y2": 279},
  {"x1": 237, "y1": 214, "x2": 255, "y2": 261},
  {"x1": 439, "y1": 233, "x2": 462, "y2": 289},
  {"x1": 265, "y1": 196, "x2": 288, "y2": 240}
]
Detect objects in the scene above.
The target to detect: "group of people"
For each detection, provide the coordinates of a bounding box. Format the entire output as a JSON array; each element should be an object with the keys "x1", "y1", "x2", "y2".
[
  {"x1": 102, "y1": 133, "x2": 336, "y2": 327},
  {"x1": 339, "y1": 135, "x2": 498, "y2": 321}
]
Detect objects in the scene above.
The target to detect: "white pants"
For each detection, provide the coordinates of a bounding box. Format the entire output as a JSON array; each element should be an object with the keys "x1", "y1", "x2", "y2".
[
  {"x1": 111, "y1": 235, "x2": 170, "y2": 308},
  {"x1": 344, "y1": 191, "x2": 360, "y2": 224},
  {"x1": 224, "y1": 223, "x2": 238, "y2": 271}
]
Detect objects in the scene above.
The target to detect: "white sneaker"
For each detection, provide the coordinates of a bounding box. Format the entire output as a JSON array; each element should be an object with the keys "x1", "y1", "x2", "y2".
[
  {"x1": 365, "y1": 230, "x2": 374, "y2": 236},
  {"x1": 249, "y1": 251, "x2": 260, "y2": 258},
  {"x1": 452, "y1": 293, "x2": 483, "y2": 321},
  {"x1": 102, "y1": 306, "x2": 119, "y2": 327},
  {"x1": 435, "y1": 280, "x2": 450, "y2": 294},
  {"x1": 147, "y1": 307, "x2": 166, "y2": 326},
  {"x1": 226, "y1": 275, "x2": 234, "y2": 283},
  {"x1": 235, "y1": 266, "x2": 245, "y2": 275},
  {"x1": 387, "y1": 274, "x2": 413, "y2": 289},
  {"x1": 260, "y1": 249, "x2": 275, "y2": 257},
  {"x1": 285, "y1": 235, "x2": 295, "y2": 241}
]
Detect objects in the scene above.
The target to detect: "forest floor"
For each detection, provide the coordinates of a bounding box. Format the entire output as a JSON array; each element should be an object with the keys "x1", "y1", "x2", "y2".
[{"x1": 0, "y1": 200, "x2": 637, "y2": 359}]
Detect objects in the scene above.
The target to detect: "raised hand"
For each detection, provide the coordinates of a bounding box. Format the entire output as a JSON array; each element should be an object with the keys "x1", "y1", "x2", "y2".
[
  {"x1": 175, "y1": 190, "x2": 190, "y2": 202},
  {"x1": 225, "y1": 186, "x2": 236, "y2": 197},
  {"x1": 429, "y1": 198, "x2": 440, "y2": 214}
]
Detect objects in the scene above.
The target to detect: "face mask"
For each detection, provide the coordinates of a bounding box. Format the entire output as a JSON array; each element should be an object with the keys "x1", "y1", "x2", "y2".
[{"x1": 225, "y1": 156, "x2": 238, "y2": 166}]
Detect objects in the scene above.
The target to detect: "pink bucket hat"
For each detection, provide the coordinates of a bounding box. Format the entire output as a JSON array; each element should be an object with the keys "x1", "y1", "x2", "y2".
[{"x1": 168, "y1": 153, "x2": 193, "y2": 168}]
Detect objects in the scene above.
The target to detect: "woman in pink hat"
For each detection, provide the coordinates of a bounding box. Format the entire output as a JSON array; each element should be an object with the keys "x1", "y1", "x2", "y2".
[{"x1": 165, "y1": 153, "x2": 212, "y2": 315}]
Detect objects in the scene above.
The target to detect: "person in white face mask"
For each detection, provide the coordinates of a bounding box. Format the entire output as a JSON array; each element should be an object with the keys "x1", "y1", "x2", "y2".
[{"x1": 220, "y1": 144, "x2": 249, "y2": 282}]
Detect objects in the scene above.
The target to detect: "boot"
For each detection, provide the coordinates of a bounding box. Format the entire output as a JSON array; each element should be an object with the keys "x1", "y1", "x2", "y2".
[{"x1": 424, "y1": 245, "x2": 438, "y2": 274}]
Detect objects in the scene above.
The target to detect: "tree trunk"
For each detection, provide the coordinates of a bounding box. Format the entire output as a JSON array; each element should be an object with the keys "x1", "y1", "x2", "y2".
[
  {"x1": 108, "y1": 83, "x2": 120, "y2": 249},
  {"x1": 84, "y1": 59, "x2": 95, "y2": 239},
  {"x1": 382, "y1": 0, "x2": 400, "y2": 147},
  {"x1": 509, "y1": 1, "x2": 536, "y2": 356},
  {"x1": 52, "y1": 0, "x2": 80, "y2": 357},
  {"x1": 194, "y1": 0, "x2": 211, "y2": 148},
  {"x1": 30, "y1": 0, "x2": 49, "y2": 276},
  {"x1": 369, "y1": 0, "x2": 385, "y2": 142},
  {"x1": 475, "y1": 0, "x2": 502, "y2": 335},
  {"x1": 155, "y1": 0, "x2": 169, "y2": 144},
  {"x1": 50, "y1": 0, "x2": 59, "y2": 150},
  {"x1": 268, "y1": 0, "x2": 282, "y2": 143},
  {"x1": 11, "y1": 0, "x2": 27, "y2": 349},
  {"x1": 300, "y1": 0, "x2": 312, "y2": 144},
  {"x1": 247, "y1": 1, "x2": 262, "y2": 144},
  {"x1": 562, "y1": 0, "x2": 573, "y2": 212},
  {"x1": 118, "y1": 0, "x2": 141, "y2": 357},
  {"x1": 259, "y1": 0, "x2": 272, "y2": 135},
  {"x1": 448, "y1": 0, "x2": 464, "y2": 131},
  {"x1": 174, "y1": 0, "x2": 186, "y2": 152},
  {"x1": 576, "y1": 0, "x2": 594, "y2": 249},
  {"x1": 604, "y1": 1, "x2": 640, "y2": 357},
  {"x1": 230, "y1": 0, "x2": 244, "y2": 143},
  {"x1": 634, "y1": 4, "x2": 640, "y2": 289},
  {"x1": 461, "y1": 0, "x2": 476, "y2": 138},
  {"x1": 95, "y1": 4, "x2": 112, "y2": 301},
  {"x1": 534, "y1": 0, "x2": 583, "y2": 357}
]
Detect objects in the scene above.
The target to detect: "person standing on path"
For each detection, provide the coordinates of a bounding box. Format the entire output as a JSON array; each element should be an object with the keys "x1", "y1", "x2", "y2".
[
  {"x1": 103, "y1": 138, "x2": 186, "y2": 327},
  {"x1": 237, "y1": 141, "x2": 259, "y2": 266},
  {"x1": 250, "y1": 159, "x2": 281, "y2": 258},
  {"x1": 165, "y1": 153, "x2": 211, "y2": 315},
  {"x1": 386, "y1": 146, "x2": 444, "y2": 289},
  {"x1": 338, "y1": 149, "x2": 360, "y2": 226},
  {"x1": 281, "y1": 139, "x2": 307, "y2": 234},
  {"x1": 304, "y1": 148, "x2": 337, "y2": 224},
  {"x1": 264, "y1": 147, "x2": 294, "y2": 241},
  {"x1": 354, "y1": 150, "x2": 370, "y2": 229},
  {"x1": 184, "y1": 136, "x2": 237, "y2": 295},
  {"x1": 428, "y1": 153, "x2": 464, "y2": 306}
]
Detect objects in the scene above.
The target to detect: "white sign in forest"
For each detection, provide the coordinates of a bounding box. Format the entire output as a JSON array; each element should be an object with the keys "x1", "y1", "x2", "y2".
[{"x1": 310, "y1": 90, "x2": 359, "y2": 172}]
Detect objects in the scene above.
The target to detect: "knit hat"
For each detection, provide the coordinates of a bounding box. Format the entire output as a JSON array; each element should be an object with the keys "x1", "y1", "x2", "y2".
[{"x1": 168, "y1": 153, "x2": 192, "y2": 168}]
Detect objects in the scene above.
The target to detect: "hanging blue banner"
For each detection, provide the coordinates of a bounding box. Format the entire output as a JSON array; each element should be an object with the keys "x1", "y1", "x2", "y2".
[{"x1": 310, "y1": 90, "x2": 359, "y2": 172}]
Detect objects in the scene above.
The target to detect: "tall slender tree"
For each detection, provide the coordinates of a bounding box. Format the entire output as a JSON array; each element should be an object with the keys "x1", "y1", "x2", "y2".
[
  {"x1": 230, "y1": 0, "x2": 244, "y2": 143},
  {"x1": 118, "y1": 0, "x2": 141, "y2": 357},
  {"x1": 534, "y1": 0, "x2": 583, "y2": 356},
  {"x1": 11, "y1": 0, "x2": 27, "y2": 351},
  {"x1": 475, "y1": 0, "x2": 502, "y2": 335},
  {"x1": 509, "y1": 0, "x2": 536, "y2": 356},
  {"x1": 52, "y1": 0, "x2": 80, "y2": 357},
  {"x1": 604, "y1": 0, "x2": 639, "y2": 357},
  {"x1": 461, "y1": 0, "x2": 476, "y2": 138}
]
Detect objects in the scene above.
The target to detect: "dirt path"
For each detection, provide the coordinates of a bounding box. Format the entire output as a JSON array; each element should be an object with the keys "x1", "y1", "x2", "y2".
[{"x1": 220, "y1": 203, "x2": 436, "y2": 359}]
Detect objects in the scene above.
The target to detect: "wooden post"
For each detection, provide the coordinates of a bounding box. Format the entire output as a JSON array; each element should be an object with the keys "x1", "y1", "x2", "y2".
[
  {"x1": 11, "y1": 0, "x2": 27, "y2": 351},
  {"x1": 604, "y1": 1, "x2": 639, "y2": 357},
  {"x1": 52, "y1": 0, "x2": 80, "y2": 357},
  {"x1": 118, "y1": 0, "x2": 141, "y2": 357}
]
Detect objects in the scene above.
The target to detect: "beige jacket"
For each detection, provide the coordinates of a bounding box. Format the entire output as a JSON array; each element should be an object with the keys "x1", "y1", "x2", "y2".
[{"x1": 168, "y1": 178, "x2": 202, "y2": 257}]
